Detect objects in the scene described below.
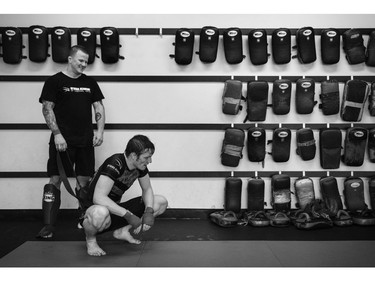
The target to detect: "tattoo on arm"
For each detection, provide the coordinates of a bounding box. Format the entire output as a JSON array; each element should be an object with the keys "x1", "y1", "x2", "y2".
[
  {"x1": 42, "y1": 100, "x2": 61, "y2": 135},
  {"x1": 95, "y1": 112, "x2": 102, "y2": 122}
]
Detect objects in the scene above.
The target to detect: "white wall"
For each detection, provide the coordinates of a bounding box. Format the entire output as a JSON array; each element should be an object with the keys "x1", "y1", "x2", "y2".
[{"x1": 0, "y1": 14, "x2": 374, "y2": 210}]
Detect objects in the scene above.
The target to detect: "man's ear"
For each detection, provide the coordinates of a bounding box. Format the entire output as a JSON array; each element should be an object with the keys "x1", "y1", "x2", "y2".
[{"x1": 129, "y1": 152, "x2": 138, "y2": 161}]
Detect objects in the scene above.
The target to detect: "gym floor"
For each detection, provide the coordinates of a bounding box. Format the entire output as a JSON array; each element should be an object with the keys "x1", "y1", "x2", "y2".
[{"x1": 1, "y1": 210, "x2": 375, "y2": 269}]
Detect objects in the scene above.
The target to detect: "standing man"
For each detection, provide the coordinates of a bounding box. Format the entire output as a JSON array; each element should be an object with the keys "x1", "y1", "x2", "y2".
[
  {"x1": 37, "y1": 45, "x2": 105, "y2": 239},
  {"x1": 81, "y1": 135, "x2": 168, "y2": 256}
]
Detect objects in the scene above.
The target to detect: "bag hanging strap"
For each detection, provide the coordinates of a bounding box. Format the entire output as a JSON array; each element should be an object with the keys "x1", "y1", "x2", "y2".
[{"x1": 56, "y1": 151, "x2": 82, "y2": 201}]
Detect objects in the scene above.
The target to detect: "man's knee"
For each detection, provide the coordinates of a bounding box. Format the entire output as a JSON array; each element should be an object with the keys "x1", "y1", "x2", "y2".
[
  {"x1": 85, "y1": 205, "x2": 111, "y2": 230},
  {"x1": 153, "y1": 195, "x2": 168, "y2": 216}
]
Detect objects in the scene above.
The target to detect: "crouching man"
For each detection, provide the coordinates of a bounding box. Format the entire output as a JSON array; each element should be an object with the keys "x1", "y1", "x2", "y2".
[{"x1": 80, "y1": 135, "x2": 168, "y2": 256}]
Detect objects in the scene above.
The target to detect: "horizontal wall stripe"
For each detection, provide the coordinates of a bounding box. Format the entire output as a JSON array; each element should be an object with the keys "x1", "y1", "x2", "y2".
[
  {"x1": 1, "y1": 123, "x2": 374, "y2": 130},
  {"x1": 7, "y1": 27, "x2": 375, "y2": 36},
  {"x1": 1, "y1": 171, "x2": 373, "y2": 179}
]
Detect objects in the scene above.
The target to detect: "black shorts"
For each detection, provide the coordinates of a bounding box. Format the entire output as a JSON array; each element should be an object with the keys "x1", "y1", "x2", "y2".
[{"x1": 47, "y1": 142, "x2": 95, "y2": 177}]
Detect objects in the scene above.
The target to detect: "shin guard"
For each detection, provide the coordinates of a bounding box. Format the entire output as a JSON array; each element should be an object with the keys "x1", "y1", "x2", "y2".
[{"x1": 42, "y1": 184, "x2": 61, "y2": 226}]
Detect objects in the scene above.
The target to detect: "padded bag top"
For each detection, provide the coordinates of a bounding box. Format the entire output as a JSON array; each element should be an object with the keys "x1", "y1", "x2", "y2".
[
  {"x1": 1, "y1": 27, "x2": 25, "y2": 64},
  {"x1": 271, "y1": 28, "x2": 291, "y2": 64},
  {"x1": 342, "y1": 29, "x2": 366, "y2": 64},
  {"x1": 248, "y1": 29, "x2": 268, "y2": 65},
  {"x1": 198, "y1": 26, "x2": 219, "y2": 63},
  {"x1": 320, "y1": 28, "x2": 340, "y2": 64},
  {"x1": 366, "y1": 31, "x2": 375, "y2": 66},
  {"x1": 51, "y1": 26, "x2": 71, "y2": 63},
  {"x1": 340, "y1": 79, "x2": 369, "y2": 122},
  {"x1": 172, "y1": 28, "x2": 195, "y2": 65},
  {"x1": 77, "y1": 27, "x2": 97, "y2": 64},
  {"x1": 296, "y1": 78, "x2": 317, "y2": 114},
  {"x1": 272, "y1": 79, "x2": 291, "y2": 115},
  {"x1": 244, "y1": 81, "x2": 269, "y2": 122},
  {"x1": 223, "y1": 27, "x2": 245, "y2": 64},
  {"x1": 222, "y1": 79, "x2": 243, "y2": 115},
  {"x1": 293, "y1": 27, "x2": 316, "y2": 64},
  {"x1": 320, "y1": 80, "x2": 340, "y2": 115},
  {"x1": 28, "y1": 25, "x2": 49, "y2": 62},
  {"x1": 100, "y1": 26, "x2": 124, "y2": 64}
]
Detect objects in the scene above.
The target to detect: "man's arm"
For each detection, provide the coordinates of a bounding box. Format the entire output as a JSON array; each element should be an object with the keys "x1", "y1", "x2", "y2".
[
  {"x1": 92, "y1": 100, "x2": 105, "y2": 147},
  {"x1": 135, "y1": 174, "x2": 155, "y2": 233},
  {"x1": 42, "y1": 100, "x2": 67, "y2": 151}
]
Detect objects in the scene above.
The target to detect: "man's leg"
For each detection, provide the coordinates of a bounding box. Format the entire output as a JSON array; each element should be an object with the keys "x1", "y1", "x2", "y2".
[{"x1": 82, "y1": 205, "x2": 111, "y2": 256}]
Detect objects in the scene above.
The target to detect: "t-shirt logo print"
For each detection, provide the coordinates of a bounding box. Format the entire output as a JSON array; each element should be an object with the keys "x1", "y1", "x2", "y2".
[{"x1": 62, "y1": 87, "x2": 92, "y2": 93}]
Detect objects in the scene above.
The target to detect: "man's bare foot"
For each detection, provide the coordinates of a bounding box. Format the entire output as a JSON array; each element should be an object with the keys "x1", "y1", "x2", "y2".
[
  {"x1": 113, "y1": 227, "x2": 141, "y2": 244},
  {"x1": 86, "y1": 239, "x2": 106, "y2": 256}
]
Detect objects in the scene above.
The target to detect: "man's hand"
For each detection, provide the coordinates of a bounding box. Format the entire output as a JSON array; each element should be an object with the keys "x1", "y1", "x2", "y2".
[
  {"x1": 133, "y1": 207, "x2": 155, "y2": 234},
  {"x1": 93, "y1": 131, "x2": 104, "y2": 147},
  {"x1": 54, "y1": 134, "x2": 67, "y2": 151}
]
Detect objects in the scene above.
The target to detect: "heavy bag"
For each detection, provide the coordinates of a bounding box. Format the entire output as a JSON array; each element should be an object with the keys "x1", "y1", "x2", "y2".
[
  {"x1": 293, "y1": 27, "x2": 316, "y2": 64},
  {"x1": 271, "y1": 28, "x2": 291, "y2": 64},
  {"x1": 271, "y1": 174, "x2": 291, "y2": 212},
  {"x1": 247, "y1": 127, "x2": 266, "y2": 162},
  {"x1": 28, "y1": 25, "x2": 49, "y2": 62},
  {"x1": 51, "y1": 26, "x2": 71, "y2": 63},
  {"x1": 197, "y1": 26, "x2": 219, "y2": 63},
  {"x1": 77, "y1": 27, "x2": 97, "y2": 64},
  {"x1": 247, "y1": 177, "x2": 265, "y2": 211},
  {"x1": 342, "y1": 29, "x2": 366, "y2": 64},
  {"x1": 269, "y1": 127, "x2": 291, "y2": 162},
  {"x1": 369, "y1": 177, "x2": 375, "y2": 210},
  {"x1": 243, "y1": 81, "x2": 269, "y2": 122},
  {"x1": 343, "y1": 177, "x2": 367, "y2": 212},
  {"x1": 248, "y1": 29, "x2": 269, "y2": 65},
  {"x1": 294, "y1": 177, "x2": 315, "y2": 210},
  {"x1": 319, "y1": 80, "x2": 340, "y2": 115},
  {"x1": 296, "y1": 128, "x2": 316, "y2": 161},
  {"x1": 296, "y1": 78, "x2": 317, "y2": 114},
  {"x1": 1, "y1": 27, "x2": 25, "y2": 64},
  {"x1": 171, "y1": 28, "x2": 195, "y2": 65},
  {"x1": 222, "y1": 79, "x2": 244, "y2": 115},
  {"x1": 320, "y1": 28, "x2": 340, "y2": 64},
  {"x1": 342, "y1": 127, "x2": 368, "y2": 167},
  {"x1": 221, "y1": 128, "x2": 245, "y2": 167},
  {"x1": 319, "y1": 128, "x2": 342, "y2": 169},
  {"x1": 369, "y1": 82, "x2": 375, "y2": 116},
  {"x1": 320, "y1": 176, "x2": 343, "y2": 215},
  {"x1": 368, "y1": 128, "x2": 375, "y2": 163},
  {"x1": 223, "y1": 27, "x2": 245, "y2": 64},
  {"x1": 100, "y1": 26, "x2": 124, "y2": 63},
  {"x1": 224, "y1": 177, "x2": 242, "y2": 213},
  {"x1": 272, "y1": 79, "x2": 291, "y2": 115},
  {"x1": 366, "y1": 31, "x2": 375, "y2": 66},
  {"x1": 340, "y1": 79, "x2": 369, "y2": 122}
]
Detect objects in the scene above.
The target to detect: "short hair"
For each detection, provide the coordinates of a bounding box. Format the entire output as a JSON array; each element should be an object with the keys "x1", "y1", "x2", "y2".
[
  {"x1": 69, "y1": 45, "x2": 89, "y2": 57},
  {"x1": 125, "y1": 135, "x2": 155, "y2": 157}
]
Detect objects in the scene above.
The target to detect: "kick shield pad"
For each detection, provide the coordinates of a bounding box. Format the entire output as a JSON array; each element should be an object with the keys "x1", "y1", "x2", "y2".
[
  {"x1": 320, "y1": 28, "x2": 340, "y2": 64},
  {"x1": 223, "y1": 27, "x2": 245, "y2": 64},
  {"x1": 77, "y1": 27, "x2": 97, "y2": 64},
  {"x1": 368, "y1": 128, "x2": 375, "y2": 163},
  {"x1": 296, "y1": 128, "x2": 316, "y2": 161},
  {"x1": 224, "y1": 177, "x2": 242, "y2": 213},
  {"x1": 221, "y1": 128, "x2": 245, "y2": 167},
  {"x1": 320, "y1": 176, "x2": 343, "y2": 215},
  {"x1": 272, "y1": 79, "x2": 291, "y2": 115},
  {"x1": 248, "y1": 29, "x2": 269, "y2": 65},
  {"x1": 343, "y1": 177, "x2": 367, "y2": 212},
  {"x1": 369, "y1": 82, "x2": 375, "y2": 116},
  {"x1": 271, "y1": 174, "x2": 291, "y2": 212},
  {"x1": 319, "y1": 128, "x2": 342, "y2": 169},
  {"x1": 294, "y1": 177, "x2": 315, "y2": 210},
  {"x1": 293, "y1": 27, "x2": 316, "y2": 64},
  {"x1": 100, "y1": 26, "x2": 124, "y2": 63},
  {"x1": 28, "y1": 25, "x2": 49, "y2": 62},
  {"x1": 247, "y1": 127, "x2": 266, "y2": 162},
  {"x1": 340, "y1": 79, "x2": 369, "y2": 122},
  {"x1": 1, "y1": 27, "x2": 25, "y2": 64},
  {"x1": 198, "y1": 26, "x2": 219, "y2": 63},
  {"x1": 366, "y1": 31, "x2": 375, "y2": 66},
  {"x1": 222, "y1": 80, "x2": 243, "y2": 115},
  {"x1": 51, "y1": 26, "x2": 71, "y2": 63},
  {"x1": 319, "y1": 80, "x2": 340, "y2": 115},
  {"x1": 269, "y1": 127, "x2": 291, "y2": 162},
  {"x1": 247, "y1": 177, "x2": 265, "y2": 211},
  {"x1": 244, "y1": 81, "x2": 269, "y2": 122},
  {"x1": 296, "y1": 78, "x2": 317, "y2": 114},
  {"x1": 342, "y1": 29, "x2": 366, "y2": 65},
  {"x1": 171, "y1": 28, "x2": 195, "y2": 65},
  {"x1": 271, "y1": 28, "x2": 291, "y2": 64},
  {"x1": 342, "y1": 127, "x2": 368, "y2": 166}
]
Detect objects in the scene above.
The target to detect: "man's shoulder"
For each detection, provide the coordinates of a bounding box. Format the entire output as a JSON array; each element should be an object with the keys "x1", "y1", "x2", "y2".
[{"x1": 103, "y1": 153, "x2": 126, "y2": 174}]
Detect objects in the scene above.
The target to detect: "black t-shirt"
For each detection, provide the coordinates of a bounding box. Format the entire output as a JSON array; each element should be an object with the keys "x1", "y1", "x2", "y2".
[
  {"x1": 39, "y1": 72, "x2": 104, "y2": 147},
  {"x1": 89, "y1": 153, "x2": 149, "y2": 203}
]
